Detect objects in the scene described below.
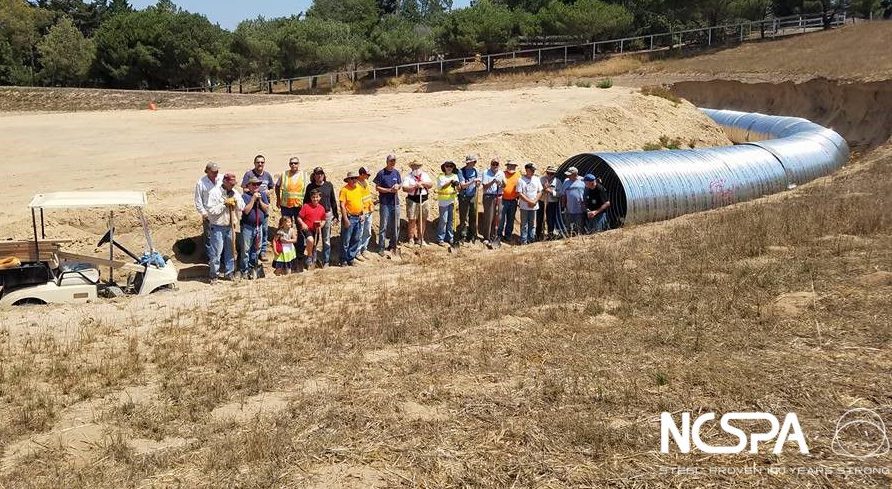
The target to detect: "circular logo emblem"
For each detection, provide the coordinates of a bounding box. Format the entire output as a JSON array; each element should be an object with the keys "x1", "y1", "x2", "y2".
[{"x1": 831, "y1": 408, "x2": 890, "y2": 459}]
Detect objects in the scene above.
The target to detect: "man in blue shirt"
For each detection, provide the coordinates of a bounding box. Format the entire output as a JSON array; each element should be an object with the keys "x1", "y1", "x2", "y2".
[
  {"x1": 242, "y1": 154, "x2": 276, "y2": 261},
  {"x1": 457, "y1": 154, "x2": 482, "y2": 243},
  {"x1": 240, "y1": 176, "x2": 270, "y2": 279},
  {"x1": 560, "y1": 166, "x2": 586, "y2": 236},
  {"x1": 373, "y1": 154, "x2": 402, "y2": 254}
]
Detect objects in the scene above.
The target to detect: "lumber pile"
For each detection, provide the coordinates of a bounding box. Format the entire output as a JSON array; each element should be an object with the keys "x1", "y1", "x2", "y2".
[{"x1": 0, "y1": 240, "x2": 66, "y2": 266}]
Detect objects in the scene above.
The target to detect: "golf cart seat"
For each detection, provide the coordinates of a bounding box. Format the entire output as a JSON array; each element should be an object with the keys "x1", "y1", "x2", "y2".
[{"x1": 56, "y1": 262, "x2": 100, "y2": 286}]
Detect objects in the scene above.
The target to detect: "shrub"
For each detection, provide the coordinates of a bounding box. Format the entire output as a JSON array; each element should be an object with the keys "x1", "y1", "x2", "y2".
[{"x1": 596, "y1": 78, "x2": 613, "y2": 89}]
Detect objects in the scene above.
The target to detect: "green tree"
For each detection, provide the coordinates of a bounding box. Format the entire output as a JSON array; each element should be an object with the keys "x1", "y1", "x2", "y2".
[
  {"x1": 37, "y1": 15, "x2": 94, "y2": 85},
  {"x1": 367, "y1": 14, "x2": 434, "y2": 63},
  {"x1": 851, "y1": 0, "x2": 880, "y2": 17},
  {"x1": 277, "y1": 17, "x2": 366, "y2": 76},
  {"x1": 92, "y1": 6, "x2": 229, "y2": 88},
  {"x1": 537, "y1": 0, "x2": 633, "y2": 40},
  {"x1": 230, "y1": 17, "x2": 286, "y2": 80},
  {"x1": 306, "y1": 0, "x2": 380, "y2": 34},
  {"x1": 436, "y1": 0, "x2": 523, "y2": 55},
  {"x1": 0, "y1": 0, "x2": 53, "y2": 84}
]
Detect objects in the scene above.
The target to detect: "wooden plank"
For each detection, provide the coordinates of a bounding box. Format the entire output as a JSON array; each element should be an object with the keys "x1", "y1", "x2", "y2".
[{"x1": 56, "y1": 251, "x2": 143, "y2": 273}]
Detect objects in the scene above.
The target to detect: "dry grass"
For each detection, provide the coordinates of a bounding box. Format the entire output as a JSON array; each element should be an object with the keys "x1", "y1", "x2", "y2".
[
  {"x1": 641, "y1": 85, "x2": 682, "y2": 105},
  {"x1": 0, "y1": 138, "x2": 889, "y2": 486},
  {"x1": 648, "y1": 21, "x2": 892, "y2": 82}
]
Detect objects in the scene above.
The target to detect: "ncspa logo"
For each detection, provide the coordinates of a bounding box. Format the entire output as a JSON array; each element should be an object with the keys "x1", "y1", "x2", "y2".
[{"x1": 660, "y1": 412, "x2": 810, "y2": 455}]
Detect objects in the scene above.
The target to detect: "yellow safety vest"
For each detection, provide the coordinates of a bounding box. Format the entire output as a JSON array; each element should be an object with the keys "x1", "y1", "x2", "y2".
[
  {"x1": 279, "y1": 171, "x2": 306, "y2": 208},
  {"x1": 436, "y1": 173, "x2": 459, "y2": 202}
]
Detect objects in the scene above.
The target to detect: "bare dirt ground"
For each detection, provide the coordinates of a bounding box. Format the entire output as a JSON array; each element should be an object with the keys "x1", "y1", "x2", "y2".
[
  {"x1": 0, "y1": 86, "x2": 297, "y2": 112},
  {"x1": 0, "y1": 22, "x2": 890, "y2": 488}
]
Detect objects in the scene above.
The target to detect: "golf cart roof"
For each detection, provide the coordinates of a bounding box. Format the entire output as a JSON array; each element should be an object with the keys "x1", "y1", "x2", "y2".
[{"x1": 29, "y1": 191, "x2": 147, "y2": 209}]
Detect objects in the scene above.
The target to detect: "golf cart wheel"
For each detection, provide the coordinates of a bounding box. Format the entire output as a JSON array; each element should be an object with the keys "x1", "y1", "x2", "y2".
[{"x1": 99, "y1": 285, "x2": 125, "y2": 298}]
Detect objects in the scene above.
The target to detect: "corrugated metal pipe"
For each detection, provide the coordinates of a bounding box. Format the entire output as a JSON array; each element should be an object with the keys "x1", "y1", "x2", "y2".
[{"x1": 557, "y1": 109, "x2": 850, "y2": 229}]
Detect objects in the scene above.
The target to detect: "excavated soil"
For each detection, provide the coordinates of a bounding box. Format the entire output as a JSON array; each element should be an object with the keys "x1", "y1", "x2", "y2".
[{"x1": 671, "y1": 78, "x2": 892, "y2": 150}]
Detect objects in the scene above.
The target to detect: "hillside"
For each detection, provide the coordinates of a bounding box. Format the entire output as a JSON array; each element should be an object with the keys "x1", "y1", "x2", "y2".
[{"x1": 0, "y1": 19, "x2": 890, "y2": 489}]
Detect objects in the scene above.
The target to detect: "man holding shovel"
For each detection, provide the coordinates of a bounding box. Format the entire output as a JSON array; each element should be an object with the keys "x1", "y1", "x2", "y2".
[
  {"x1": 373, "y1": 154, "x2": 402, "y2": 255},
  {"x1": 481, "y1": 157, "x2": 505, "y2": 248},
  {"x1": 402, "y1": 161, "x2": 433, "y2": 246},
  {"x1": 240, "y1": 176, "x2": 270, "y2": 279},
  {"x1": 205, "y1": 172, "x2": 245, "y2": 283},
  {"x1": 457, "y1": 154, "x2": 482, "y2": 244}
]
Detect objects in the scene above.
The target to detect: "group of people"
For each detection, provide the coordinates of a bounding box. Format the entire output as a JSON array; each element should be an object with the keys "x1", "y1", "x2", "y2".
[{"x1": 194, "y1": 153, "x2": 611, "y2": 282}]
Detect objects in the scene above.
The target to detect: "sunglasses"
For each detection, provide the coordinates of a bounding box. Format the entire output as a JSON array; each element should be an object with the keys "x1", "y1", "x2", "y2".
[
  {"x1": 289, "y1": 162, "x2": 299, "y2": 165},
  {"x1": 255, "y1": 161, "x2": 265, "y2": 165}
]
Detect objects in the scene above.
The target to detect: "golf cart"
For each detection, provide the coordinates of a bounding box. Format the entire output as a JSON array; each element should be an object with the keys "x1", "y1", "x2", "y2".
[{"x1": 0, "y1": 191, "x2": 178, "y2": 306}]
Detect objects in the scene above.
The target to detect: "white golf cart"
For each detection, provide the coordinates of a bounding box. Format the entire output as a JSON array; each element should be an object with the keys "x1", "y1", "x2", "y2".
[{"x1": 0, "y1": 191, "x2": 178, "y2": 306}]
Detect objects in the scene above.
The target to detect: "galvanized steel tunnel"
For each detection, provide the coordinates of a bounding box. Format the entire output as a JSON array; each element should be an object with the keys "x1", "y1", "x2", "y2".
[{"x1": 558, "y1": 109, "x2": 850, "y2": 229}]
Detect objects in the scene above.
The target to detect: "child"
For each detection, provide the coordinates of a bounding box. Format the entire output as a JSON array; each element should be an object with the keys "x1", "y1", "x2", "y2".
[
  {"x1": 298, "y1": 189, "x2": 327, "y2": 269},
  {"x1": 272, "y1": 216, "x2": 297, "y2": 275}
]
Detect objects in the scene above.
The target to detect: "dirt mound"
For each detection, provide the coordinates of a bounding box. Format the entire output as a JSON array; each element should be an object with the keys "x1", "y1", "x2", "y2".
[
  {"x1": 0, "y1": 86, "x2": 297, "y2": 112},
  {"x1": 671, "y1": 78, "x2": 892, "y2": 149}
]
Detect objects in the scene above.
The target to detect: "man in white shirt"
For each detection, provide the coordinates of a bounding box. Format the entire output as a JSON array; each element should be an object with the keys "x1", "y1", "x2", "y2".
[
  {"x1": 204, "y1": 172, "x2": 245, "y2": 282},
  {"x1": 480, "y1": 157, "x2": 505, "y2": 246},
  {"x1": 517, "y1": 163, "x2": 544, "y2": 245},
  {"x1": 402, "y1": 161, "x2": 433, "y2": 246},
  {"x1": 194, "y1": 161, "x2": 222, "y2": 260}
]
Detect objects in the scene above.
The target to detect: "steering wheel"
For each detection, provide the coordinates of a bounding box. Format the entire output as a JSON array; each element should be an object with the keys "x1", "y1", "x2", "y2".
[{"x1": 98, "y1": 228, "x2": 114, "y2": 248}]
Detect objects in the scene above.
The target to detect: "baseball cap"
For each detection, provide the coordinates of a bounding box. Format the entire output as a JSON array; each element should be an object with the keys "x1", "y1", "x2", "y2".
[
  {"x1": 223, "y1": 172, "x2": 236, "y2": 180},
  {"x1": 545, "y1": 166, "x2": 557, "y2": 173},
  {"x1": 524, "y1": 163, "x2": 536, "y2": 170},
  {"x1": 386, "y1": 153, "x2": 396, "y2": 162},
  {"x1": 312, "y1": 166, "x2": 325, "y2": 174},
  {"x1": 409, "y1": 160, "x2": 422, "y2": 167},
  {"x1": 505, "y1": 161, "x2": 518, "y2": 167},
  {"x1": 583, "y1": 174, "x2": 597, "y2": 182},
  {"x1": 465, "y1": 154, "x2": 478, "y2": 164},
  {"x1": 205, "y1": 161, "x2": 220, "y2": 172},
  {"x1": 359, "y1": 166, "x2": 370, "y2": 176},
  {"x1": 565, "y1": 167, "x2": 579, "y2": 176},
  {"x1": 246, "y1": 176, "x2": 262, "y2": 185}
]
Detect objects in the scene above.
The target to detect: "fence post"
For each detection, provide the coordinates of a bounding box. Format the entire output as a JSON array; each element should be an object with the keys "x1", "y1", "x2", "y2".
[
  {"x1": 440, "y1": 60, "x2": 443, "y2": 74},
  {"x1": 739, "y1": 24, "x2": 744, "y2": 41},
  {"x1": 537, "y1": 49, "x2": 542, "y2": 65},
  {"x1": 288, "y1": 79, "x2": 293, "y2": 93},
  {"x1": 373, "y1": 69, "x2": 377, "y2": 81},
  {"x1": 649, "y1": 35, "x2": 654, "y2": 51},
  {"x1": 486, "y1": 55, "x2": 492, "y2": 72},
  {"x1": 563, "y1": 46, "x2": 568, "y2": 64},
  {"x1": 619, "y1": 39, "x2": 624, "y2": 53},
  {"x1": 708, "y1": 27, "x2": 712, "y2": 46},
  {"x1": 395, "y1": 65, "x2": 399, "y2": 77},
  {"x1": 678, "y1": 32, "x2": 682, "y2": 51}
]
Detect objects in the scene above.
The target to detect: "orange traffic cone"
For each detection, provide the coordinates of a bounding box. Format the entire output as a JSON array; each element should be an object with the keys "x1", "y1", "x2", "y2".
[{"x1": 148, "y1": 101, "x2": 157, "y2": 111}]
